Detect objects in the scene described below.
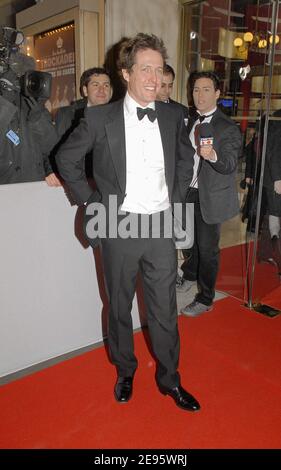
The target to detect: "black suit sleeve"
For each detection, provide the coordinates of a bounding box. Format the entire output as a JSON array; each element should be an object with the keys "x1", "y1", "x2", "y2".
[
  {"x1": 244, "y1": 138, "x2": 256, "y2": 179},
  {"x1": 268, "y1": 122, "x2": 281, "y2": 183},
  {"x1": 55, "y1": 115, "x2": 95, "y2": 205},
  {"x1": 211, "y1": 124, "x2": 242, "y2": 175},
  {"x1": 54, "y1": 107, "x2": 72, "y2": 139},
  {"x1": 29, "y1": 107, "x2": 58, "y2": 156},
  {"x1": 175, "y1": 117, "x2": 194, "y2": 203}
]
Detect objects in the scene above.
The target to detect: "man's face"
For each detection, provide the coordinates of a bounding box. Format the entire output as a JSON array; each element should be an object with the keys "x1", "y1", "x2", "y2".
[
  {"x1": 192, "y1": 77, "x2": 220, "y2": 114},
  {"x1": 83, "y1": 73, "x2": 112, "y2": 106},
  {"x1": 122, "y1": 48, "x2": 164, "y2": 107},
  {"x1": 157, "y1": 72, "x2": 174, "y2": 102}
]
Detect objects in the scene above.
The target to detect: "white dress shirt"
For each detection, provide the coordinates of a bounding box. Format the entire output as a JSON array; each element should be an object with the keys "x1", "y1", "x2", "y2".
[
  {"x1": 120, "y1": 92, "x2": 170, "y2": 214},
  {"x1": 190, "y1": 106, "x2": 217, "y2": 188}
]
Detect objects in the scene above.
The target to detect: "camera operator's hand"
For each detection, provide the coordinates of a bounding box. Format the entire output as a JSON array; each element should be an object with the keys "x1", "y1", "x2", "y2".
[
  {"x1": 45, "y1": 172, "x2": 62, "y2": 187},
  {"x1": 26, "y1": 96, "x2": 43, "y2": 122}
]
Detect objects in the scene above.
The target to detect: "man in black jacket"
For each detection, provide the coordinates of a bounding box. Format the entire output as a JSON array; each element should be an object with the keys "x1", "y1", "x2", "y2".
[
  {"x1": 0, "y1": 69, "x2": 58, "y2": 185},
  {"x1": 56, "y1": 33, "x2": 200, "y2": 412},
  {"x1": 261, "y1": 111, "x2": 281, "y2": 272},
  {"x1": 52, "y1": 68, "x2": 112, "y2": 178},
  {"x1": 177, "y1": 71, "x2": 241, "y2": 316},
  {"x1": 156, "y1": 64, "x2": 189, "y2": 119},
  {"x1": 54, "y1": 68, "x2": 112, "y2": 146}
]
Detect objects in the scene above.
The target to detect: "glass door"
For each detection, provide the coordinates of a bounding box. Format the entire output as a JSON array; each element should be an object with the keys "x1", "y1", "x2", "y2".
[{"x1": 180, "y1": 0, "x2": 281, "y2": 315}]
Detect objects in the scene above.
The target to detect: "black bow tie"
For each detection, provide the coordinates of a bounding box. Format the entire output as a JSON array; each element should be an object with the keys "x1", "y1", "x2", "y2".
[
  {"x1": 137, "y1": 107, "x2": 157, "y2": 122},
  {"x1": 195, "y1": 110, "x2": 216, "y2": 122}
]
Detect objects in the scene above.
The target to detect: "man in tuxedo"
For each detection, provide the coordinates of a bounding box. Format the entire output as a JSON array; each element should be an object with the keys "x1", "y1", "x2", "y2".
[
  {"x1": 56, "y1": 67, "x2": 112, "y2": 132},
  {"x1": 156, "y1": 64, "x2": 188, "y2": 119},
  {"x1": 52, "y1": 68, "x2": 112, "y2": 177},
  {"x1": 56, "y1": 33, "x2": 200, "y2": 412},
  {"x1": 177, "y1": 71, "x2": 241, "y2": 316}
]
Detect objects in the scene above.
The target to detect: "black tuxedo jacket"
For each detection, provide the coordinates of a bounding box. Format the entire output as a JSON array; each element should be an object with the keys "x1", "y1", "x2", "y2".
[
  {"x1": 56, "y1": 98, "x2": 193, "y2": 211},
  {"x1": 263, "y1": 110, "x2": 281, "y2": 190},
  {"x1": 52, "y1": 99, "x2": 97, "y2": 177},
  {"x1": 177, "y1": 107, "x2": 242, "y2": 224},
  {"x1": 168, "y1": 98, "x2": 189, "y2": 120}
]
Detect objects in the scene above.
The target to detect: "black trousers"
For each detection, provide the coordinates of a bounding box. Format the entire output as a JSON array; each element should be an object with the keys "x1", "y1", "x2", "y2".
[
  {"x1": 266, "y1": 187, "x2": 281, "y2": 217},
  {"x1": 100, "y1": 211, "x2": 180, "y2": 389},
  {"x1": 181, "y1": 190, "x2": 221, "y2": 306}
]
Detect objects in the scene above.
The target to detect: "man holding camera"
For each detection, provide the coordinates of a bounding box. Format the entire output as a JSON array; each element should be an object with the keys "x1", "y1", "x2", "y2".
[{"x1": 0, "y1": 54, "x2": 59, "y2": 185}]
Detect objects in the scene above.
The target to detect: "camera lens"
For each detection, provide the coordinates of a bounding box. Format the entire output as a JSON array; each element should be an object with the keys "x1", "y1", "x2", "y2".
[
  {"x1": 27, "y1": 72, "x2": 43, "y2": 94},
  {"x1": 22, "y1": 70, "x2": 52, "y2": 100}
]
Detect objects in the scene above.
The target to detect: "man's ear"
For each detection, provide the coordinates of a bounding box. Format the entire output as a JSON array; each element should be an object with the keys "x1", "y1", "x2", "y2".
[
  {"x1": 82, "y1": 85, "x2": 88, "y2": 97},
  {"x1": 122, "y1": 69, "x2": 129, "y2": 84},
  {"x1": 216, "y1": 89, "x2": 220, "y2": 100}
]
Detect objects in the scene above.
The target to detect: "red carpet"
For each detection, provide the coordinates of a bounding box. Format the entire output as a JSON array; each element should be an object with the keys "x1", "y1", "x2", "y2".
[
  {"x1": 217, "y1": 243, "x2": 280, "y2": 305},
  {"x1": 0, "y1": 297, "x2": 280, "y2": 449}
]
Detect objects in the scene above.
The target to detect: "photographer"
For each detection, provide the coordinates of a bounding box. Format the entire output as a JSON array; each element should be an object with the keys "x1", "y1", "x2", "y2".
[{"x1": 0, "y1": 28, "x2": 59, "y2": 185}]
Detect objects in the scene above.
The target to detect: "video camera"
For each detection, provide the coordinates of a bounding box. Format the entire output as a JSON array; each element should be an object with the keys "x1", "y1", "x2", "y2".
[{"x1": 0, "y1": 25, "x2": 52, "y2": 100}]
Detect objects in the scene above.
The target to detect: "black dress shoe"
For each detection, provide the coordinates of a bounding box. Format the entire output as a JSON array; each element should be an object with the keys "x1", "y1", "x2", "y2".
[
  {"x1": 159, "y1": 385, "x2": 200, "y2": 412},
  {"x1": 114, "y1": 376, "x2": 133, "y2": 403}
]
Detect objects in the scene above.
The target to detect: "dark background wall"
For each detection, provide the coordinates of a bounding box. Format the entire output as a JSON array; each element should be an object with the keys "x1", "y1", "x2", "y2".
[{"x1": 0, "y1": 0, "x2": 35, "y2": 27}]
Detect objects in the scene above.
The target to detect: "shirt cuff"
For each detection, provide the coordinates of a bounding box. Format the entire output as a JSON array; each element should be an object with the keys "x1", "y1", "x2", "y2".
[{"x1": 209, "y1": 150, "x2": 217, "y2": 162}]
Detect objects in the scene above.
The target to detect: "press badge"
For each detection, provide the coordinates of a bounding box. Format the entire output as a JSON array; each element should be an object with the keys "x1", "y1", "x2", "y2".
[
  {"x1": 200, "y1": 137, "x2": 214, "y2": 146},
  {"x1": 6, "y1": 130, "x2": 20, "y2": 146}
]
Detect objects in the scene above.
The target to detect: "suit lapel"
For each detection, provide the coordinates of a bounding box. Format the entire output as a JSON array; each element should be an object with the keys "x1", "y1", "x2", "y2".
[
  {"x1": 207, "y1": 108, "x2": 223, "y2": 141},
  {"x1": 155, "y1": 101, "x2": 175, "y2": 193},
  {"x1": 105, "y1": 100, "x2": 181, "y2": 196},
  {"x1": 186, "y1": 114, "x2": 197, "y2": 135},
  {"x1": 105, "y1": 100, "x2": 126, "y2": 194}
]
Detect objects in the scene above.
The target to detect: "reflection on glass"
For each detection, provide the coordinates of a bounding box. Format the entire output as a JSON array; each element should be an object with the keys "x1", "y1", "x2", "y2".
[{"x1": 180, "y1": 0, "x2": 281, "y2": 313}]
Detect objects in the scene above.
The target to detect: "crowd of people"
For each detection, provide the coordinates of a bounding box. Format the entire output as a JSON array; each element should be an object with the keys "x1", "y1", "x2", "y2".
[{"x1": 1, "y1": 31, "x2": 280, "y2": 411}]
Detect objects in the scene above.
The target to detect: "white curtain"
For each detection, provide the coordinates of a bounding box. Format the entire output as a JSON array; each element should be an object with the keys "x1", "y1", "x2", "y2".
[{"x1": 105, "y1": 0, "x2": 180, "y2": 84}]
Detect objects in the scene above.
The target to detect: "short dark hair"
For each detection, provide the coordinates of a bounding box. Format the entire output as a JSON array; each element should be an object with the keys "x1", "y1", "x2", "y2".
[
  {"x1": 164, "y1": 64, "x2": 175, "y2": 80},
  {"x1": 79, "y1": 67, "x2": 111, "y2": 97},
  {"x1": 119, "y1": 33, "x2": 168, "y2": 72},
  {"x1": 189, "y1": 71, "x2": 220, "y2": 91}
]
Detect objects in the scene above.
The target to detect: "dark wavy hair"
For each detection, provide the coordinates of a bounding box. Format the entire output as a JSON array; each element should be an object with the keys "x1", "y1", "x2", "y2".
[
  {"x1": 119, "y1": 33, "x2": 167, "y2": 72},
  {"x1": 79, "y1": 67, "x2": 111, "y2": 97},
  {"x1": 164, "y1": 64, "x2": 175, "y2": 80},
  {"x1": 189, "y1": 71, "x2": 220, "y2": 91}
]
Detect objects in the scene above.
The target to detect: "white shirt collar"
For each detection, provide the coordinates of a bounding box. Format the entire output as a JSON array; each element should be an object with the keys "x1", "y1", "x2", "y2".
[
  {"x1": 124, "y1": 91, "x2": 155, "y2": 117},
  {"x1": 198, "y1": 106, "x2": 217, "y2": 118}
]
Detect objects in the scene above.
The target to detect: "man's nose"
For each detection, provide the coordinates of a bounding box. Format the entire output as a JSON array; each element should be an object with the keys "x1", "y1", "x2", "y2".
[{"x1": 148, "y1": 69, "x2": 158, "y2": 82}]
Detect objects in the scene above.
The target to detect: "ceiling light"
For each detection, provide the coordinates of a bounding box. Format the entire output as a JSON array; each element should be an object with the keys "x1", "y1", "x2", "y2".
[
  {"x1": 243, "y1": 32, "x2": 254, "y2": 43},
  {"x1": 258, "y1": 39, "x2": 267, "y2": 48},
  {"x1": 269, "y1": 34, "x2": 280, "y2": 45},
  {"x1": 233, "y1": 37, "x2": 243, "y2": 47}
]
